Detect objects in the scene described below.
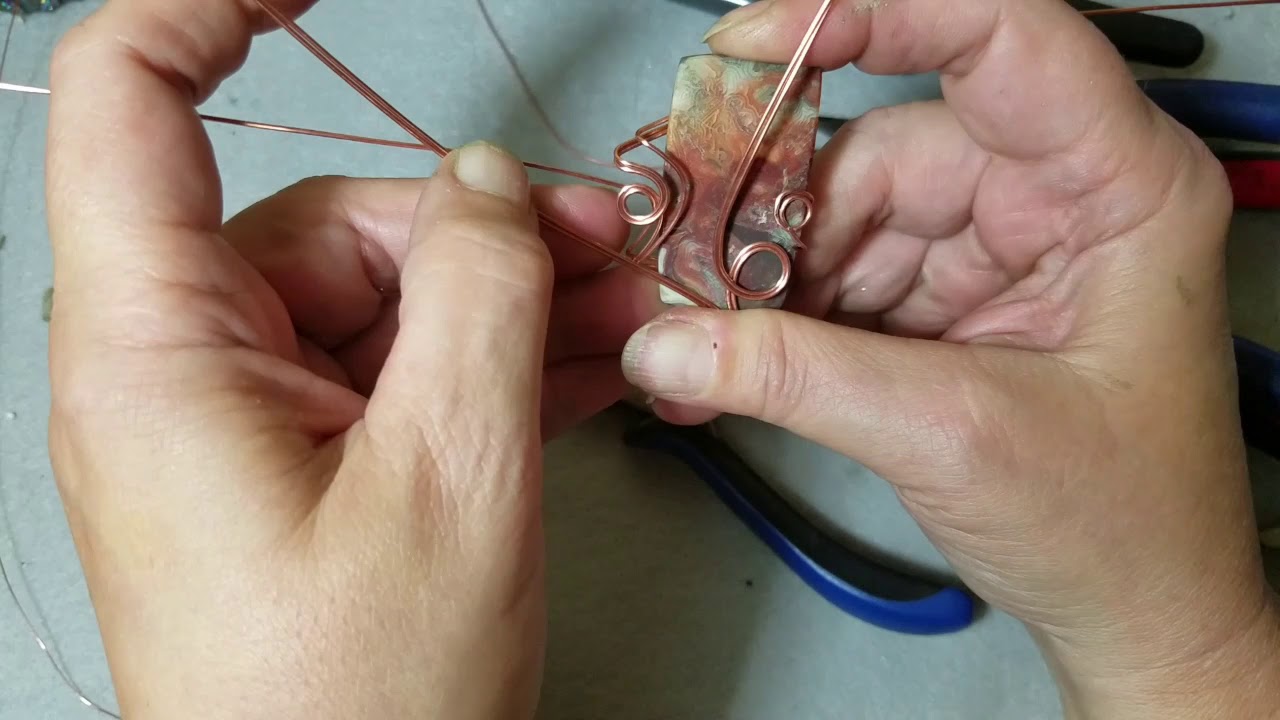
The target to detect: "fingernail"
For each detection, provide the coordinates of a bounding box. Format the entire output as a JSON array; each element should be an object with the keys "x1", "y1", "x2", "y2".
[
  {"x1": 622, "y1": 321, "x2": 715, "y2": 396},
  {"x1": 453, "y1": 141, "x2": 528, "y2": 202},
  {"x1": 702, "y1": 0, "x2": 773, "y2": 42}
]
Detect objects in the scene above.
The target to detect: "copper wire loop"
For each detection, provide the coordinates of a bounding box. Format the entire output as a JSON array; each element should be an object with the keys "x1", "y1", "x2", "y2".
[
  {"x1": 247, "y1": 0, "x2": 720, "y2": 307},
  {"x1": 713, "y1": 0, "x2": 833, "y2": 310},
  {"x1": 614, "y1": 118, "x2": 694, "y2": 264},
  {"x1": 776, "y1": 191, "x2": 815, "y2": 243}
]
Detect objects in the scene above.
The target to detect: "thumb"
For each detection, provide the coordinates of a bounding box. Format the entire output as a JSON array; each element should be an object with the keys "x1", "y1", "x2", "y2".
[
  {"x1": 357, "y1": 141, "x2": 552, "y2": 488},
  {"x1": 621, "y1": 309, "x2": 1003, "y2": 480}
]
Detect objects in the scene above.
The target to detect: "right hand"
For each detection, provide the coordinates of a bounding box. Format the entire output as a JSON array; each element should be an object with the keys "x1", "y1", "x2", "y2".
[{"x1": 621, "y1": 0, "x2": 1280, "y2": 715}]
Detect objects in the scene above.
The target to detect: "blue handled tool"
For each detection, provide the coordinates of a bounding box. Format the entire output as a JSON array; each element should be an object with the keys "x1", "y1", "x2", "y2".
[
  {"x1": 1139, "y1": 79, "x2": 1280, "y2": 146},
  {"x1": 619, "y1": 405, "x2": 977, "y2": 635},
  {"x1": 616, "y1": 336, "x2": 1280, "y2": 635}
]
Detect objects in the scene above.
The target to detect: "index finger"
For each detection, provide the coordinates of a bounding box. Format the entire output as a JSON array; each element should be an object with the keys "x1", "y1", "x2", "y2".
[
  {"x1": 45, "y1": 0, "x2": 314, "y2": 344},
  {"x1": 705, "y1": 0, "x2": 1156, "y2": 162}
]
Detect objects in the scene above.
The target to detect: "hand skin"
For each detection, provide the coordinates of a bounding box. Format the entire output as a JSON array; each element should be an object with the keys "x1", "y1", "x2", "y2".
[
  {"x1": 622, "y1": 0, "x2": 1280, "y2": 717},
  {"x1": 43, "y1": 1, "x2": 660, "y2": 717}
]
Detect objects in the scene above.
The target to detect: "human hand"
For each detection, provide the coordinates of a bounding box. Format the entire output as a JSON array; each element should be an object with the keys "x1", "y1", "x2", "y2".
[
  {"x1": 43, "y1": 1, "x2": 654, "y2": 717},
  {"x1": 622, "y1": 0, "x2": 1280, "y2": 716}
]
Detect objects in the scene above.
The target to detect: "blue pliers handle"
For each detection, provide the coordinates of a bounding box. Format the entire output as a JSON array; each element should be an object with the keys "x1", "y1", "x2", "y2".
[
  {"x1": 1138, "y1": 79, "x2": 1280, "y2": 146},
  {"x1": 616, "y1": 335, "x2": 1280, "y2": 635},
  {"x1": 620, "y1": 406, "x2": 976, "y2": 635}
]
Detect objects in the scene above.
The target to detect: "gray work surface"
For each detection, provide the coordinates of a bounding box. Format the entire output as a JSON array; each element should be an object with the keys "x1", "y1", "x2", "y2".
[{"x1": 2, "y1": 1, "x2": 1279, "y2": 718}]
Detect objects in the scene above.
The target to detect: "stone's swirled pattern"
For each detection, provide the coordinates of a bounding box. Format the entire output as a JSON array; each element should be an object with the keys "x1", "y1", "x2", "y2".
[{"x1": 660, "y1": 54, "x2": 821, "y2": 309}]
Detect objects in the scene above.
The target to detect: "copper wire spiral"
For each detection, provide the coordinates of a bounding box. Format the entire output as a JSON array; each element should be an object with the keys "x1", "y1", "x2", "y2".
[
  {"x1": 612, "y1": 117, "x2": 691, "y2": 263},
  {"x1": 603, "y1": 115, "x2": 815, "y2": 310}
]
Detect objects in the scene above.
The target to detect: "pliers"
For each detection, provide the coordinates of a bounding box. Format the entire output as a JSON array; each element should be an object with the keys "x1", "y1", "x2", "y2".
[
  {"x1": 1138, "y1": 79, "x2": 1280, "y2": 211},
  {"x1": 617, "y1": 402, "x2": 977, "y2": 636},
  {"x1": 617, "y1": 336, "x2": 1280, "y2": 636}
]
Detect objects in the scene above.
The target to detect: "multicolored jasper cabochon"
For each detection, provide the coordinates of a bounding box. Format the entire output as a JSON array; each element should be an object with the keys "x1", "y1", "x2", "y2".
[{"x1": 658, "y1": 54, "x2": 822, "y2": 309}]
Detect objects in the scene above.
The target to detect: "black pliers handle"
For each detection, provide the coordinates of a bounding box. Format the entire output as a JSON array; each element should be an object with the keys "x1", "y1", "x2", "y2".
[{"x1": 668, "y1": 0, "x2": 1206, "y2": 68}]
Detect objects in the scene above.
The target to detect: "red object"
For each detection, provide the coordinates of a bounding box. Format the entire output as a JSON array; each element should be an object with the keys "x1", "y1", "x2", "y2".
[{"x1": 1222, "y1": 159, "x2": 1280, "y2": 210}]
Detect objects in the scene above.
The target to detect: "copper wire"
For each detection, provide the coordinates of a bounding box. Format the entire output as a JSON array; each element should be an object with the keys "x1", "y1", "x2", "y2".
[
  {"x1": 0, "y1": 81, "x2": 624, "y2": 187},
  {"x1": 6, "y1": 0, "x2": 1278, "y2": 308},
  {"x1": 613, "y1": 117, "x2": 693, "y2": 263},
  {"x1": 710, "y1": 0, "x2": 832, "y2": 310},
  {"x1": 253, "y1": 0, "x2": 628, "y2": 193},
  {"x1": 252, "y1": 1, "x2": 447, "y2": 155},
  {"x1": 250, "y1": 0, "x2": 715, "y2": 307}
]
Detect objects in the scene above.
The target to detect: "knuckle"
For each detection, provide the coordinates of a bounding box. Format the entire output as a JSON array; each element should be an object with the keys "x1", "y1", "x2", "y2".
[
  {"x1": 1181, "y1": 140, "x2": 1235, "y2": 230},
  {"x1": 51, "y1": 363, "x2": 108, "y2": 421},
  {"x1": 288, "y1": 174, "x2": 348, "y2": 199},
  {"x1": 430, "y1": 216, "x2": 554, "y2": 292},
  {"x1": 848, "y1": 104, "x2": 900, "y2": 138},
  {"x1": 728, "y1": 312, "x2": 808, "y2": 424},
  {"x1": 50, "y1": 350, "x2": 159, "y2": 428},
  {"x1": 49, "y1": 18, "x2": 107, "y2": 87},
  {"x1": 49, "y1": 25, "x2": 87, "y2": 78}
]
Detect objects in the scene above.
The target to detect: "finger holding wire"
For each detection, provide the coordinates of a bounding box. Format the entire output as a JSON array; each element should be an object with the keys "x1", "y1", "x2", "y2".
[
  {"x1": 219, "y1": 175, "x2": 661, "y2": 394},
  {"x1": 45, "y1": 0, "x2": 318, "y2": 364}
]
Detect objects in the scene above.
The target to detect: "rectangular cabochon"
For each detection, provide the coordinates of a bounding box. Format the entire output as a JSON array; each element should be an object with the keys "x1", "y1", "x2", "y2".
[{"x1": 659, "y1": 54, "x2": 821, "y2": 309}]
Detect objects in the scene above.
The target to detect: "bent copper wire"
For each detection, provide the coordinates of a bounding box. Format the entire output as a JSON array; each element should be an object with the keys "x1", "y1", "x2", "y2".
[
  {"x1": 0, "y1": 84, "x2": 707, "y2": 307},
  {"x1": 251, "y1": 0, "x2": 717, "y2": 308},
  {"x1": 614, "y1": 117, "x2": 694, "y2": 264},
  {"x1": 6, "y1": 0, "x2": 1280, "y2": 308},
  {"x1": 709, "y1": 0, "x2": 832, "y2": 309},
  {"x1": 0, "y1": 79, "x2": 625, "y2": 187}
]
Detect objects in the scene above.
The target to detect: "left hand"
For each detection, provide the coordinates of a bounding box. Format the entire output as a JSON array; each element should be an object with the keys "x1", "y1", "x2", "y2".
[
  {"x1": 216, "y1": 173, "x2": 652, "y2": 439},
  {"x1": 43, "y1": 0, "x2": 655, "y2": 717}
]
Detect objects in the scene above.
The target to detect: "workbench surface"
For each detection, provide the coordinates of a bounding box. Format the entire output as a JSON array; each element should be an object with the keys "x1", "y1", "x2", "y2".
[{"x1": 1, "y1": 2, "x2": 1278, "y2": 718}]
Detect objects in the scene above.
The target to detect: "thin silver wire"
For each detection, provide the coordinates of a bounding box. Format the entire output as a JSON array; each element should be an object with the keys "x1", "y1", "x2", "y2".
[
  {"x1": 0, "y1": 9, "x2": 17, "y2": 79},
  {"x1": 1, "y1": 11, "x2": 120, "y2": 715},
  {"x1": 0, "y1": 551, "x2": 121, "y2": 717}
]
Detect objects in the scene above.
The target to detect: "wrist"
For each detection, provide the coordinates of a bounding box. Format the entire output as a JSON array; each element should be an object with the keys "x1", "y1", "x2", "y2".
[{"x1": 1036, "y1": 589, "x2": 1280, "y2": 719}]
